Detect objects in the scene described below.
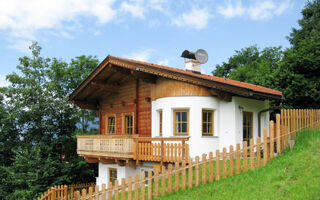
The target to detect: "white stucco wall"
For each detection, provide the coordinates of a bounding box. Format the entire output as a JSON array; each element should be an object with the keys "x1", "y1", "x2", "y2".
[
  {"x1": 151, "y1": 96, "x2": 269, "y2": 158},
  {"x1": 234, "y1": 97, "x2": 269, "y2": 146},
  {"x1": 152, "y1": 96, "x2": 227, "y2": 158},
  {"x1": 96, "y1": 163, "x2": 153, "y2": 189}
]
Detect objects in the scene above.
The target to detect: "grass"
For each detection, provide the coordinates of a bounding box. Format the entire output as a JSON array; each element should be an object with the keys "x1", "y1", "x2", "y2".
[{"x1": 157, "y1": 129, "x2": 320, "y2": 200}]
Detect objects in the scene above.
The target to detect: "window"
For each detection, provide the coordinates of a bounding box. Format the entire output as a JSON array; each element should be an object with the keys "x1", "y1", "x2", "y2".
[
  {"x1": 173, "y1": 110, "x2": 189, "y2": 135},
  {"x1": 107, "y1": 116, "x2": 115, "y2": 134},
  {"x1": 123, "y1": 113, "x2": 134, "y2": 134},
  {"x1": 202, "y1": 110, "x2": 214, "y2": 136},
  {"x1": 243, "y1": 112, "x2": 253, "y2": 145},
  {"x1": 109, "y1": 168, "x2": 117, "y2": 185},
  {"x1": 159, "y1": 110, "x2": 163, "y2": 136}
]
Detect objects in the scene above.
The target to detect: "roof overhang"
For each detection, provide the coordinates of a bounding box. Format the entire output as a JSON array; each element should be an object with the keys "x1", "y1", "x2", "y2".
[{"x1": 69, "y1": 55, "x2": 284, "y2": 109}]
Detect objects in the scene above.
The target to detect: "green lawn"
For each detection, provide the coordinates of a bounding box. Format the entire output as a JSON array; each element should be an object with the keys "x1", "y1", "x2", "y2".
[{"x1": 157, "y1": 129, "x2": 320, "y2": 200}]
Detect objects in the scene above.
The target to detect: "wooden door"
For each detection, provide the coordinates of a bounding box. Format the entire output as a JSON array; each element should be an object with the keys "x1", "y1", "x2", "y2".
[{"x1": 243, "y1": 112, "x2": 253, "y2": 145}]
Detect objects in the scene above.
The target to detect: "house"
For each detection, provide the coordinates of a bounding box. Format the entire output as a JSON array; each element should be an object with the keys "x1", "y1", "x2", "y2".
[{"x1": 69, "y1": 55, "x2": 283, "y2": 187}]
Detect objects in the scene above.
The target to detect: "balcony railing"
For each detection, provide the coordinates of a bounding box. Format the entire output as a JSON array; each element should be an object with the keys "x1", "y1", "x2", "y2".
[
  {"x1": 77, "y1": 134, "x2": 189, "y2": 164},
  {"x1": 77, "y1": 134, "x2": 138, "y2": 159},
  {"x1": 133, "y1": 137, "x2": 189, "y2": 164}
]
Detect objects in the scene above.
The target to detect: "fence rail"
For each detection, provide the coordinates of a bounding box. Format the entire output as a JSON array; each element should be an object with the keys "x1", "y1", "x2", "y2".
[{"x1": 39, "y1": 109, "x2": 320, "y2": 200}]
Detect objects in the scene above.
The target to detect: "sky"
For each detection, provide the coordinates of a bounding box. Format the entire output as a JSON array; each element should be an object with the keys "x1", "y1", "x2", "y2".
[{"x1": 0, "y1": 0, "x2": 307, "y2": 87}]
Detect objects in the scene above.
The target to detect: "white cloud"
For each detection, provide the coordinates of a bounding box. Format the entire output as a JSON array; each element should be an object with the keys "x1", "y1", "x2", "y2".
[
  {"x1": 120, "y1": 0, "x2": 145, "y2": 19},
  {"x1": 218, "y1": 1, "x2": 245, "y2": 18},
  {"x1": 9, "y1": 40, "x2": 32, "y2": 54},
  {"x1": 0, "y1": 0, "x2": 116, "y2": 41},
  {"x1": 218, "y1": 0, "x2": 291, "y2": 20},
  {"x1": 120, "y1": 0, "x2": 168, "y2": 19},
  {"x1": 157, "y1": 58, "x2": 169, "y2": 66},
  {"x1": 173, "y1": 7, "x2": 211, "y2": 29},
  {"x1": 60, "y1": 31, "x2": 74, "y2": 39},
  {"x1": 0, "y1": 75, "x2": 10, "y2": 87},
  {"x1": 124, "y1": 48, "x2": 155, "y2": 61}
]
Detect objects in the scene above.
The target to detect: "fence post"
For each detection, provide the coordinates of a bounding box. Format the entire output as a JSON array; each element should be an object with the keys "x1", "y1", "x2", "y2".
[
  {"x1": 222, "y1": 148, "x2": 227, "y2": 178},
  {"x1": 121, "y1": 178, "x2": 126, "y2": 200},
  {"x1": 51, "y1": 187, "x2": 55, "y2": 200},
  {"x1": 263, "y1": 127, "x2": 268, "y2": 166},
  {"x1": 270, "y1": 120, "x2": 274, "y2": 159},
  {"x1": 276, "y1": 114, "x2": 281, "y2": 155},
  {"x1": 154, "y1": 168, "x2": 159, "y2": 198},
  {"x1": 209, "y1": 152, "x2": 214, "y2": 181},
  {"x1": 236, "y1": 144, "x2": 241, "y2": 174},
  {"x1": 74, "y1": 191, "x2": 80, "y2": 200},
  {"x1": 250, "y1": 138, "x2": 254, "y2": 170},
  {"x1": 161, "y1": 166, "x2": 166, "y2": 196},
  {"x1": 168, "y1": 164, "x2": 173, "y2": 194},
  {"x1": 215, "y1": 150, "x2": 220, "y2": 181},
  {"x1": 202, "y1": 154, "x2": 207, "y2": 184},
  {"x1": 134, "y1": 174, "x2": 139, "y2": 200},
  {"x1": 81, "y1": 189, "x2": 86, "y2": 200},
  {"x1": 195, "y1": 156, "x2": 200, "y2": 186},
  {"x1": 175, "y1": 162, "x2": 179, "y2": 191},
  {"x1": 229, "y1": 145, "x2": 234, "y2": 176},
  {"x1": 108, "y1": 182, "x2": 113, "y2": 200},
  {"x1": 243, "y1": 141, "x2": 248, "y2": 172},
  {"x1": 101, "y1": 184, "x2": 106, "y2": 200},
  {"x1": 182, "y1": 160, "x2": 186, "y2": 190},
  {"x1": 188, "y1": 158, "x2": 193, "y2": 189},
  {"x1": 148, "y1": 170, "x2": 153, "y2": 200},
  {"x1": 257, "y1": 137, "x2": 261, "y2": 168}
]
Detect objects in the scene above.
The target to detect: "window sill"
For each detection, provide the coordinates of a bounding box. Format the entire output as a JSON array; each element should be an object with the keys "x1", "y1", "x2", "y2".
[{"x1": 201, "y1": 135, "x2": 218, "y2": 138}]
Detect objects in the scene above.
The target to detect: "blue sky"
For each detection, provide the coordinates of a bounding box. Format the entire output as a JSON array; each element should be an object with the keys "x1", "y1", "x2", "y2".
[{"x1": 0, "y1": 0, "x2": 307, "y2": 87}]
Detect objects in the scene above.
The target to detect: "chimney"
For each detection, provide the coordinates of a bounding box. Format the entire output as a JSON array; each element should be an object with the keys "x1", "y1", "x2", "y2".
[
  {"x1": 181, "y1": 49, "x2": 208, "y2": 74},
  {"x1": 185, "y1": 59, "x2": 201, "y2": 74}
]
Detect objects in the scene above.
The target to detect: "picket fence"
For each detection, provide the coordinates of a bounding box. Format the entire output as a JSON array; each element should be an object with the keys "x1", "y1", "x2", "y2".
[
  {"x1": 38, "y1": 109, "x2": 320, "y2": 200},
  {"x1": 37, "y1": 183, "x2": 95, "y2": 200}
]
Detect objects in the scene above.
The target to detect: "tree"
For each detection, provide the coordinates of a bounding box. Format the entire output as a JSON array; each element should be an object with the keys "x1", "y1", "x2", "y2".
[
  {"x1": 1, "y1": 43, "x2": 98, "y2": 199},
  {"x1": 212, "y1": 0, "x2": 320, "y2": 109}
]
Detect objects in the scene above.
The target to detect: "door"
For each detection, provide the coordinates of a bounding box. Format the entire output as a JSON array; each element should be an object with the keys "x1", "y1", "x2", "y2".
[{"x1": 243, "y1": 112, "x2": 253, "y2": 145}]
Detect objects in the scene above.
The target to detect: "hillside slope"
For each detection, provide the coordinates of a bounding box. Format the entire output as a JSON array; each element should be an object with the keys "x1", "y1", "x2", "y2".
[{"x1": 158, "y1": 129, "x2": 320, "y2": 200}]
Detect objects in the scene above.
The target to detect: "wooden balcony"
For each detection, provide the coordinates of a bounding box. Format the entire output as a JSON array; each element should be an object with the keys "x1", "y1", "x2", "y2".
[
  {"x1": 77, "y1": 135, "x2": 137, "y2": 161},
  {"x1": 77, "y1": 134, "x2": 189, "y2": 166}
]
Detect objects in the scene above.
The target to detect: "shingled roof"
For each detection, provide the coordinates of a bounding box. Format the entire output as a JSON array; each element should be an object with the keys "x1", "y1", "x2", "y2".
[{"x1": 70, "y1": 55, "x2": 283, "y2": 103}]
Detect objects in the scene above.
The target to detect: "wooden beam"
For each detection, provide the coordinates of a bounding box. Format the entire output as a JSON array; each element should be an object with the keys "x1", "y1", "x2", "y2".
[
  {"x1": 117, "y1": 160, "x2": 126, "y2": 166},
  {"x1": 209, "y1": 89, "x2": 232, "y2": 102},
  {"x1": 72, "y1": 100, "x2": 98, "y2": 110},
  {"x1": 131, "y1": 71, "x2": 156, "y2": 84},
  {"x1": 127, "y1": 160, "x2": 137, "y2": 169},
  {"x1": 84, "y1": 156, "x2": 99, "y2": 163},
  {"x1": 99, "y1": 157, "x2": 116, "y2": 164},
  {"x1": 91, "y1": 81, "x2": 119, "y2": 93}
]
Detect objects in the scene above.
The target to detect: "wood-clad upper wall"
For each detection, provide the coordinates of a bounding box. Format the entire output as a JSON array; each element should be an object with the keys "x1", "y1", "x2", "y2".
[
  {"x1": 100, "y1": 78, "x2": 152, "y2": 137},
  {"x1": 151, "y1": 77, "x2": 211, "y2": 100}
]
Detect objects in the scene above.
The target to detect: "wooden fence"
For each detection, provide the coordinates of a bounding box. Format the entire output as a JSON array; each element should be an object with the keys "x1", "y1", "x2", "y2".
[
  {"x1": 39, "y1": 109, "x2": 320, "y2": 200},
  {"x1": 37, "y1": 183, "x2": 95, "y2": 200}
]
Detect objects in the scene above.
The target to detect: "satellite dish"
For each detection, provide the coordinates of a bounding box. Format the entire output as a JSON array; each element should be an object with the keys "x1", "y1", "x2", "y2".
[{"x1": 195, "y1": 49, "x2": 208, "y2": 64}]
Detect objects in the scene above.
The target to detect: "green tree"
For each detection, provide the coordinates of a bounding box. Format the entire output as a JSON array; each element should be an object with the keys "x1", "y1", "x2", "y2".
[
  {"x1": 212, "y1": 0, "x2": 320, "y2": 109},
  {"x1": 1, "y1": 43, "x2": 98, "y2": 199}
]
